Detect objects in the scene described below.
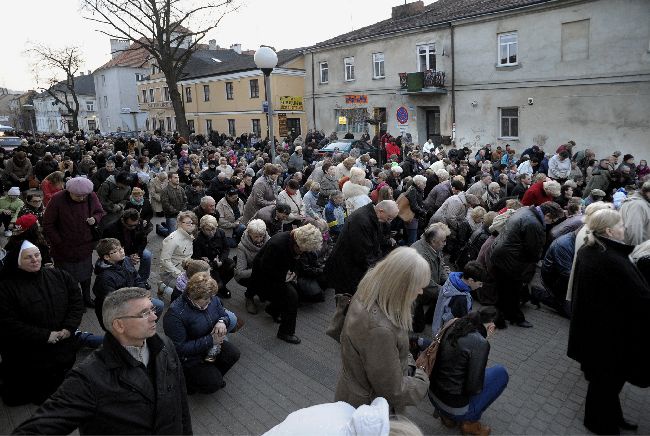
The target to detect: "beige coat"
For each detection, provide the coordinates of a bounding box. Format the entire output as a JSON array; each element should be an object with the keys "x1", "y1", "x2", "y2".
[
  {"x1": 149, "y1": 177, "x2": 168, "y2": 213},
  {"x1": 159, "y1": 228, "x2": 193, "y2": 286},
  {"x1": 277, "y1": 189, "x2": 305, "y2": 223},
  {"x1": 335, "y1": 298, "x2": 428, "y2": 413},
  {"x1": 216, "y1": 196, "x2": 244, "y2": 237},
  {"x1": 242, "y1": 176, "x2": 276, "y2": 224}
]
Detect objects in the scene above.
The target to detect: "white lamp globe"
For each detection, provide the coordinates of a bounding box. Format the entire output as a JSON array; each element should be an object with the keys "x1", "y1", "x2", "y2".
[{"x1": 254, "y1": 46, "x2": 278, "y2": 70}]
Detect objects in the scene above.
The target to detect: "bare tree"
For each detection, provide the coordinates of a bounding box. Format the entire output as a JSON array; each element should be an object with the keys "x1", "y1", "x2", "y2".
[
  {"x1": 26, "y1": 44, "x2": 84, "y2": 132},
  {"x1": 81, "y1": 0, "x2": 238, "y2": 138}
]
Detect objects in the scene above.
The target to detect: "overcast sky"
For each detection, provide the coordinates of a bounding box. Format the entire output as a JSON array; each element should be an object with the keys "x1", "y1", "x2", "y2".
[{"x1": 1, "y1": 0, "x2": 413, "y2": 92}]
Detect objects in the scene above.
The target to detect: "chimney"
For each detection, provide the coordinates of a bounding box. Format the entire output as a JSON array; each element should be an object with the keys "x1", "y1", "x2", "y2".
[
  {"x1": 80, "y1": 71, "x2": 85, "y2": 76},
  {"x1": 110, "y1": 39, "x2": 130, "y2": 59},
  {"x1": 209, "y1": 39, "x2": 217, "y2": 51},
  {"x1": 392, "y1": 0, "x2": 424, "y2": 20},
  {"x1": 230, "y1": 43, "x2": 242, "y2": 54}
]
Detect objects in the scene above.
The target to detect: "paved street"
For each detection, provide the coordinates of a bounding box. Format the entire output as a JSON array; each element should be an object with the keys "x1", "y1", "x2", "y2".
[{"x1": 1, "y1": 222, "x2": 649, "y2": 435}]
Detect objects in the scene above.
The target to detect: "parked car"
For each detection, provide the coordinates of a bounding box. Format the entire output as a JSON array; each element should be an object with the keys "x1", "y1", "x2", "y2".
[
  {"x1": 0, "y1": 136, "x2": 22, "y2": 154},
  {"x1": 318, "y1": 139, "x2": 378, "y2": 160}
]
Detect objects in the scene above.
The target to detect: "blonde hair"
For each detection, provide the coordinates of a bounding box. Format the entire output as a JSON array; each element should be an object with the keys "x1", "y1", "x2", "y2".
[
  {"x1": 186, "y1": 272, "x2": 218, "y2": 300},
  {"x1": 389, "y1": 416, "x2": 424, "y2": 436},
  {"x1": 435, "y1": 169, "x2": 449, "y2": 181},
  {"x1": 470, "y1": 206, "x2": 487, "y2": 221},
  {"x1": 543, "y1": 180, "x2": 561, "y2": 197},
  {"x1": 177, "y1": 210, "x2": 197, "y2": 225},
  {"x1": 199, "y1": 214, "x2": 218, "y2": 230},
  {"x1": 583, "y1": 201, "x2": 614, "y2": 227},
  {"x1": 355, "y1": 247, "x2": 430, "y2": 331},
  {"x1": 181, "y1": 258, "x2": 210, "y2": 278},
  {"x1": 292, "y1": 224, "x2": 323, "y2": 252},
  {"x1": 585, "y1": 209, "x2": 621, "y2": 247},
  {"x1": 349, "y1": 167, "x2": 366, "y2": 184}
]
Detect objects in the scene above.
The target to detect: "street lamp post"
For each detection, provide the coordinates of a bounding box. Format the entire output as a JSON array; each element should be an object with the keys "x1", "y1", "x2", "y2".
[{"x1": 254, "y1": 46, "x2": 278, "y2": 162}]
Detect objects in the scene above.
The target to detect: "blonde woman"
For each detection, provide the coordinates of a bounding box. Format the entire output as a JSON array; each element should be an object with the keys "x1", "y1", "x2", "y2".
[
  {"x1": 159, "y1": 211, "x2": 197, "y2": 298},
  {"x1": 568, "y1": 209, "x2": 650, "y2": 434},
  {"x1": 249, "y1": 223, "x2": 322, "y2": 344},
  {"x1": 335, "y1": 247, "x2": 430, "y2": 413}
]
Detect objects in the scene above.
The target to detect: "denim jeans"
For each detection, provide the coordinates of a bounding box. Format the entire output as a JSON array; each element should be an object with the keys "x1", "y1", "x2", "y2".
[
  {"x1": 139, "y1": 248, "x2": 152, "y2": 281},
  {"x1": 432, "y1": 365, "x2": 509, "y2": 422},
  {"x1": 225, "y1": 310, "x2": 237, "y2": 333},
  {"x1": 152, "y1": 297, "x2": 165, "y2": 319},
  {"x1": 165, "y1": 217, "x2": 177, "y2": 233}
]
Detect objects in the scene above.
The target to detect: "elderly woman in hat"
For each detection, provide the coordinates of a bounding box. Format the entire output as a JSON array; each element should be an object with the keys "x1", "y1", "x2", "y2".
[
  {"x1": 4, "y1": 213, "x2": 52, "y2": 264},
  {"x1": 0, "y1": 241, "x2": 84, "y2": 406},
  {"x1": 42, "y1": 177, "x2": 106, "y2": 308}
]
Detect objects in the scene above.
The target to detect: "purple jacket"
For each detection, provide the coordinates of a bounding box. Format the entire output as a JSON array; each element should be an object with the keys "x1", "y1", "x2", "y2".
[{"x1": 43, "y1": 190, "x2": 106, "y2": 262}]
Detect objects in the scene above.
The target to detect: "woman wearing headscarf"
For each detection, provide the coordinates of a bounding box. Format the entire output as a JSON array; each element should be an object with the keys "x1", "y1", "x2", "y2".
[
  {"x1": 0, "y1": 242, "x2": 84, "y2": 406},
  {"x1": 42, "y1": 177, "x2": 106, "y2": 308}
]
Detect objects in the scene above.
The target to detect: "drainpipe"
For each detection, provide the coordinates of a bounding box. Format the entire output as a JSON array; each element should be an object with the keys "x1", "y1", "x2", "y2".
[
  {"x1": 311, "y1": 53, "x2": 317, "y2": 131},
  {"x1": 450, "y1": 21, "x2": 456, "y2": 144}
]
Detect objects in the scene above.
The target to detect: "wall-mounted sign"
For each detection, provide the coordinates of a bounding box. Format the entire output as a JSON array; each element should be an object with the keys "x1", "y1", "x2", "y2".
[
  {"x1": 279, "y1": 96, "x2": 303, "y2": 111},
  {"x1": 344, "y1": 95, "x2": 368, "y2": 104},
  {"x1": 396, "y1": 106, "x2": 409, "y2": 124},
  {"x1": 338, "y1": 116, "x2": 347, "y2": 125},
  {"x1": 278, "y1": 113, "x2": 288, "y2": 136}
]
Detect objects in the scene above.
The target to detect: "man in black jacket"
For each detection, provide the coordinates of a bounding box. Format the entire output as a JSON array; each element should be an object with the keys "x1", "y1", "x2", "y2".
[{"x1": 13, "y1": 287, "x2": 192, "y2": 435}]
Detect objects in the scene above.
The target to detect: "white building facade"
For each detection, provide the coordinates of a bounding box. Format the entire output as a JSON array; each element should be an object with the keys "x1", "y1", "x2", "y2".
[{"x1": 33, "y1": 74, "x2": 97, "y2": 133}]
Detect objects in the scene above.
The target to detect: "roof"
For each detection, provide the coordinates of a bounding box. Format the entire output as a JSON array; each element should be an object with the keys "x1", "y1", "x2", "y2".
[
  {"x1": 34, "y1": 74, "x2": 96, "y2": 99},
  {"x1": 95, "y1": 41, "x2": 151, "y2": 71},
  {"x1": 308, "y1": 0, "x2": 554, "y2": 50}
]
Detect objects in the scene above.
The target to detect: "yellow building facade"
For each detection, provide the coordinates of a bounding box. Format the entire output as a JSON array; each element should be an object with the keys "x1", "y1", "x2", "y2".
[{"x1": 137, "y1": 52, "x2": 306, "y2": 140}]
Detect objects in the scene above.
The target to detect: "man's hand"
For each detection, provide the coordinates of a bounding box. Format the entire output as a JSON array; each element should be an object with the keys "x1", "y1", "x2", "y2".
[
  {"x1": 130, "y1": 254, "x2": 140, "y2": 265},
  {"x1": 86, "y1": 217, "x2": 96, "y2": 225},
  {"x1": 285, "y1": 271, "x2": 297, "y2": 282}
]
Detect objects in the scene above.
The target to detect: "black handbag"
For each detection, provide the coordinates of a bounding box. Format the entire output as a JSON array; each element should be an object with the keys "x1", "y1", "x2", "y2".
[{"x1": 87, "y1": 196, "x2": 102, "y2": 241}]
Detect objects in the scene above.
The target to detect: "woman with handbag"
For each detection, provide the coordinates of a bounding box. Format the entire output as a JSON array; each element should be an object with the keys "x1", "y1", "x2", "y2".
[
  {"x1": 335, "y1": 247, "x2": 430, "y2": 413},
  {"x1": 568, "y1": 209, "x2": 650, "y2": 434}
]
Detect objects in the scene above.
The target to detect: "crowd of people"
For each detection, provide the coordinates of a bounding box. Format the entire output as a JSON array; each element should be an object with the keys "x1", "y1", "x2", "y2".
[{"x1": 1, "y1": 128, "x2": 649, "y2": 435}]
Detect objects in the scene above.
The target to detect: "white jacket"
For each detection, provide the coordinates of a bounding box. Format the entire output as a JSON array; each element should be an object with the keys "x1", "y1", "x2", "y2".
[
  {"x1": 159, "y1": 228, "x2": 193, "y2": 277},
  {"x1": 342, "y1": 181, "x2": 371, "y2": 215},
  {"x1": 277, "y1": 189, "x2": 305, "y2": 222}
]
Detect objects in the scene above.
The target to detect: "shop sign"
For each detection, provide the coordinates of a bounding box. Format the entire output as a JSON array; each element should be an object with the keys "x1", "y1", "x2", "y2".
[
  {"x1": 279, "y1": 96, "x2": 303, "y2": 111},
  {"x1": 344, "y1": 95, "x2": 368, "y2": 104}
]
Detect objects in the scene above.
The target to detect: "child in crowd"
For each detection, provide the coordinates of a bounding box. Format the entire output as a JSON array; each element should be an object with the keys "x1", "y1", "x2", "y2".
[
  {"x1": 0, "y1": 187, "x2": 24, "y2": 237},
  {"x1": 323, "y1": 192, "x2": 347, "y2": 240}
]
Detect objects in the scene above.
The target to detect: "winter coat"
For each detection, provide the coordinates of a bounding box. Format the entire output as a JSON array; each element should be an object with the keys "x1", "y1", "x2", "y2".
[
  {"x1": 192, "y1": 228, "x2": 230, "y2": 264},
  {"x1": 97, "y1": 175, "x2": 132, "y2": 227},
  {"x1": 12, "y1": 332, "x2": 192, "y2": 435},
  {"x1": 288, "y1": 152, "x2": 304, "y2": 171},
  {"x1": 185, "y1": 186, "x2": 204, "y2": 210},
  {"x1": 521, "y1": 181, "x2": 553, "y2": 206},
  {"x1": 160, "y1": 228, "x2": 194, "y2": 279},
  {"x1": 466, "y1": 181, "x2": 487, "y2": 199},
  {"x1": 92, "y1": 258, "x2": 145, "y2": 329},
  {"x1": 234, "y1": 229, "x2": 270, "y2": 281},
  {"x1": 490, "y1": 206, "x2": 546, "y2": 279},
  {"x1": 548, "y1": 154, "x2": 571, "y2": 180},
  {"x1": 216, "y1": 196, "x2": 244, "y2": 237},
  {"x1": 34, "y1": 159, "x2": 59, "y2": 181},
  {"x1": 0, "y1": 195, "x2": 24, "y2": 222},
  {"x1": 41, "y1": 179, "x2": 63, "y2": 206},
  {"x1": 620, "y1": 192, "x2": 650, "y2": 245},
  {"x1": 163, "y1": 293, "x2": 230, "y2": 369},
  {"x1": 424, "y1": 180, "x2": 452, "y2": 213},
  {"x1": 335, "y1": 298, "x2": 429, "y2": 413},
  {"x1": 3, "y1": 157, "x2": 33, "y2": 182},
  {"x1": 320, "y1": 173, "x2": 340, "y2": 197},
  {"x1": 431, "y1": 272, "x2": 473, "y2": 335},
  {"x1": 242, "y1": 176, "x2": 276, "y2": 224},
  {"x1": 324, "y1": 201, "x2": 347, "y2": 236},
  {"x1": 250, "y1": 231, "x2": 300, "y2": 297},
  {"x1": 582, "y1": 167, "x2": 611, "y2": 198},
  {"x1": 335, "y1": 163, "x2": 351, "y2": 181},
  {"x1": 277, "y1": 189, "x2": 306, "y2": 222},
  {"x1": 342, "y1": 181, "x2": 371, "y2": 216},
  {"x1": 303, "y1": 190, "x2": 322, "y2": 219},
  {"x1": 404, "y1": 185, "x2": 426, "y2": 228},
  {"x1": 102, "y1": 219, "x2": 148, "y2": 257},
  {"x1": 568, "y1": 236, "x2": 650, "y2": 387},
  {"x1": 325, "y1": 203, "x2": 382, "y2": 295},
  {"x1": 149, "y1": 177, "x2": 168, "y2": 213},
  {"x1": 431, "y1": 192, "x2": 471, "y2": 233},
  {"x1": 161, "y1": 183, "x2": 187, "y2": 218},
  {"x1": 411, "y1": 237, "x2": 448, "y2": 296},
  {"x1": 42, "y1": 191, "x2": 106, "y2": 262}
]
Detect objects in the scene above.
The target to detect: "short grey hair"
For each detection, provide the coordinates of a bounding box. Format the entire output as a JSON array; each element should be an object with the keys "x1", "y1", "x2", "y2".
[
  {"x1": 247, "y1": 218, "x2": 267, "y2": 235},
  {"x1": 413, "y1": 174, "x2": 427, "y2": 188},
  {"x1": 103, "y1": 287, "x2": 150, "y2": 334},
  {"x1": 200, "y1": 196, "x2": 216, "y2": 206}
]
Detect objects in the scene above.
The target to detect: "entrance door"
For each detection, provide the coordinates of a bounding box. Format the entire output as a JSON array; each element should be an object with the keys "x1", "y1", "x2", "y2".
[
  {"x1": 286, "y1": 118, "x2": 301, "y2": 138},
  {"x1": 426, "y1": 108, "x2": 441, "y2": 145}
]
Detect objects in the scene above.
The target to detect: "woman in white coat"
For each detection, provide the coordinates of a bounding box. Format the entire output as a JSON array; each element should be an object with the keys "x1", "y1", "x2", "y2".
[{"x1": 342, "y1": 167, "x2": 372, "y2": 216}]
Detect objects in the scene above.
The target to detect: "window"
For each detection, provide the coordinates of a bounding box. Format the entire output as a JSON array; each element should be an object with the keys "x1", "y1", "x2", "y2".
[
  {"x1": 163, "y1": 87, "x2": 170, "y2": 101},
  {"x1": 206, "y1": 119, "x2": 212, "y2": 132},
  {"x1": 417, "y1": 44, "x2": 436, "y2": 71},
  {"x1": 135, "y1": 73, "x2": 145, "y2": 81},
  {"x1": 252, "y1": 119, "x2": 261, "y2": 136},
  {"x1": 372, "y1": 53, "x2": 385, "y2": 79},
  {"x1": 500, "y1": 107, "x2": 519, "y2": 138},
  {"x1": 88, "y1": 119, "x2": 96, "y2": 131},
  {"x1": 335, "y1": 109, "x2": 367, "y2": 133},
  {"x1": 344, "y1": 57, "x2": 355, "y2": 81},
  {"x1": 249, "y1": 79, "x2": 259, "y2": 98},
  {"x1": 166, "y1": 117, "x2": 172, "y2": 131},
  {"x1": 185, "y1": 87, "x2": 192, "y2": 103},
  {"x1": 228, "y1": 119, "x2": 236, "y2": 136},
  {"x1": 498, "y1": 32, "x2": 518, "y2": 66},
  {"x1": 158, "y1": 119, "x2": 165, "y2": 131},
  {"x1": 141, "y1": 89, "x2": 148, "y2": 103},
  {"x1": 149, "y1": 88, "x2": 155, "y2": 103},
  {"x1": 319, "y1": 61, "x2": 328, "y2": 83},
  {"x1": 203, "y1": 85, "x2": 210, "y2": 102},
  {"x1": 562, "y1": 19, "x2": 590, "y2": 61},
  {"x1": 225, "y1": 82, "x2": 234, "y2": 100},
  {"x1": 187, "y1": 119, "x2": 194, "y2": 132},
  {"x1": 101, "y1": 75, "x2": 106, "y2": 86},
  {"x1": 106, "y1": 117, "x2": 111, "y2": 129},
  {"x1": 151, "y1": 65, "x2": 159, "y2": 74},
  {"x1": 103, "y1": 96, "x2": 108, "y2": 108},
  {"x1": 145, "y1": 119, "x2": 150, "y2": 131},
  {"x1": 86, "y1": 101, "x2": 94, "y2": 111}
]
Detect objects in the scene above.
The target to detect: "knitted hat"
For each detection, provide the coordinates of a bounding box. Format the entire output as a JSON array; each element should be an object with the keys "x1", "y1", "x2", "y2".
[
  {"x1": 8, "y1": 187, "x2": 20, "y2": 196},
  {"x1": 15, "y1": 214, "x2": 38, "y2": 231},
  {"x1": 65, "y1": 177, "x2": 94, "y2": 195}
]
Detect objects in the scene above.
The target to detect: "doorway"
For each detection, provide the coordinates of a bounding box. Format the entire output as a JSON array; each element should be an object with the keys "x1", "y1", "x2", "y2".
[
  {"x1": 286, "y1": 118, "x2": 301, "y2": 138},
  {"x1": 426, "y1": 108, "x2": 441, "y2": 145}
]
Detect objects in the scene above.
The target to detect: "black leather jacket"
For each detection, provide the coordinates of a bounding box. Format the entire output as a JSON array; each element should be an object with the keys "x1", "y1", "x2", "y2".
[{"x1": 429, "y1": 327, "x2": 490, "y2": 408}]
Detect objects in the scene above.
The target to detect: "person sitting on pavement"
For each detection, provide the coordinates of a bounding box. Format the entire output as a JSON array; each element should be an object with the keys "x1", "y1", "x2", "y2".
[
  {"x1": 216, "y1": 188, "x2": 246, "y2": 247},
  {"x1": 521, "y1": 178, "x2": 560, "y2": 207},
  {"x1": 324, "y1": 191, "x2": 347, "y2": 240},
  {"x1": 18, "y1": 192, "x2": 44, "y2": 224},
  {"x1": 97, "y1": 171, "x2": 132, "y2": 229},
  {"x1": 11, "y1": 287, "x2": 193, "y2": 434},
  {"x1": 92, "y1": 238, "x2": 164, "y2": 331},
  {"x1": 0, "y1": 186, "x2": 24, "y2": 237},
  {"x1": 192, "y1": 215, "x2": 234, "y2": 299},
  {"x1": 249, "y1": 224, "x2": 323, "y2": 344},
  {"x1": 242, "y1": 163, "x2": 279, "y2": 224},
  {"x1": 158, "y1": 211, "x2": 197, "y2": 299},
  {"x1": 148, "y1": 170, "x2": 168, "y2": 217},
  {"x1": 428, "y1": 307, "x2": 508, "y2": 436},
  {"x1": 41, "y1": 171, "x2": 65, "y2": 207},
  {"x1": 252, "y1": 203, "x2": 291, "y2": 237},
  {"x1": 431, "y1": 261, "x2": 485, "y2": 335},
  {"x1": 158, "y1": 172, "x2": 187, "y2": 237},
  {"x1": 185, "y1": 178, "x2": 206, "y2": 210},
  {"x1": 235, "y1": 219, "x2": 270, "y2": 315},
  {"x1": 163, "y1": 272, "x2": 241, "y2": 395}
]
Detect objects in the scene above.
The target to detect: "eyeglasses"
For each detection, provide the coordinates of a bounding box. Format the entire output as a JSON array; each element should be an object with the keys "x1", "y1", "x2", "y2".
[{"x1": 115, "y1": 306, "x2": 156, "y2": 320}]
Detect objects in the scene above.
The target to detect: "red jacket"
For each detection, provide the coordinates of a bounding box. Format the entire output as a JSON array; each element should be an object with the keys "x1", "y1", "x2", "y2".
[
  {"x1": 41, "y1": 179, "x2": 62, "y2": 207},
  {"x1": 42, "y1": 190, "x2": 106, "y2": 262},
  {"x1": 385, "y1": 142, "x2": 401, "y2": 158},
  {"x1": 521, "y1": 181, "x2": 553, "y2": 206}
]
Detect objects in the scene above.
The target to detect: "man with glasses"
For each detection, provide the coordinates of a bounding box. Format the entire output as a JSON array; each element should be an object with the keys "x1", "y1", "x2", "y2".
[{"x1": 12, "y1": 287, "x2": 192, "y2": 435}]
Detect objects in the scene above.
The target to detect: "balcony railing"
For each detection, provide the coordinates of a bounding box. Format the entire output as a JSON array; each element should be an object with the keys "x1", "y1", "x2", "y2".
[{"x1": 399, "y1": 70, "x2": 446, "y2": 92}]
